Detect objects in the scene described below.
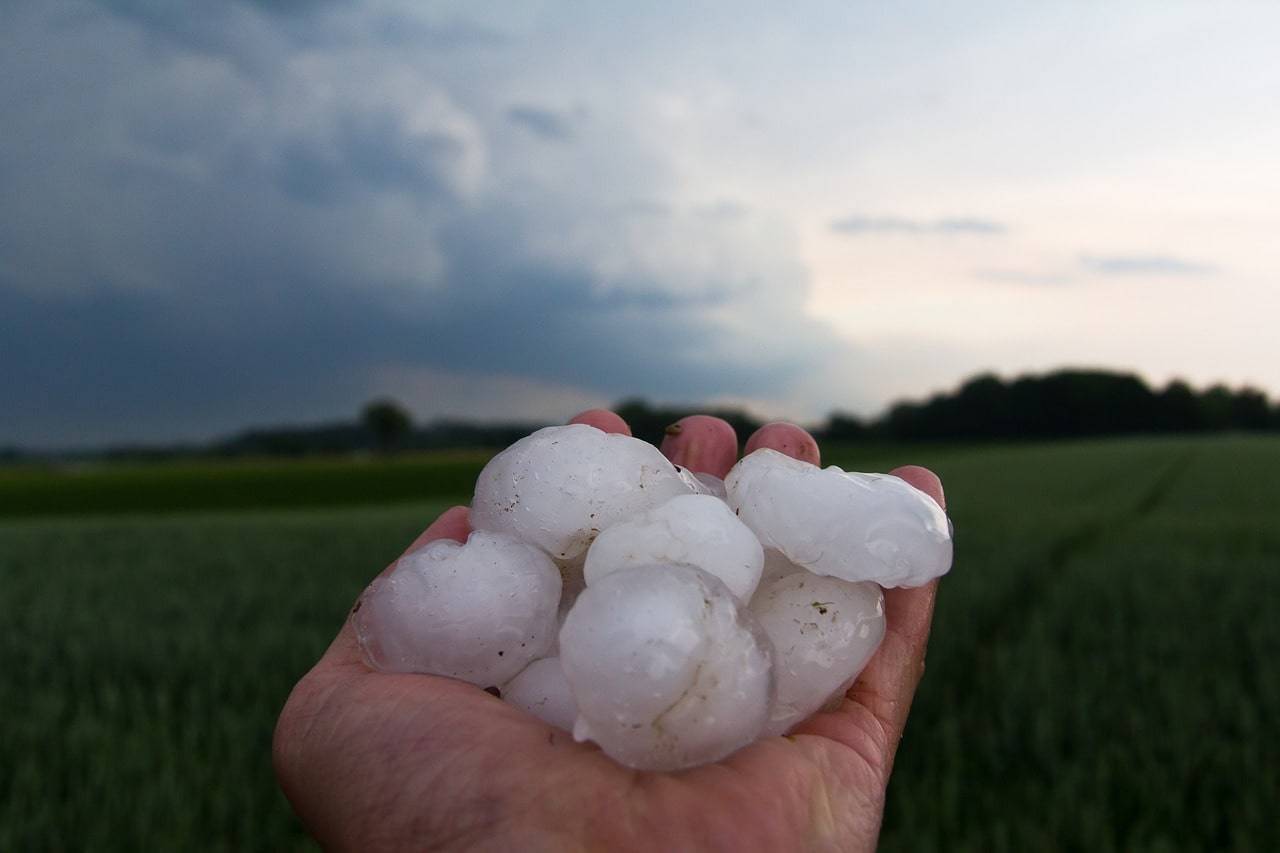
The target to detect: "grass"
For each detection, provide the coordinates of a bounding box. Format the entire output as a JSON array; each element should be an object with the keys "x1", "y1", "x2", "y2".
[
  {"x1": 0, "y1": 451, "x2": 490, "y2": 518},
  {"x1": 879, "y1": 435, "x2": 1280, "y2": 851},
  {"x1": 1, "y1": 502, "x2": 453, "y2": 851},
  {"x1": 2, "y1": 435, "x2": 1277, "y2": 850}
]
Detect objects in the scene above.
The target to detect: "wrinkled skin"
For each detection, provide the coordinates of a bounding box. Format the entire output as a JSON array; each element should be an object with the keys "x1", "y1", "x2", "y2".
[{"x1": 274, "y1": 410, "x2": 946, "y2": 852}]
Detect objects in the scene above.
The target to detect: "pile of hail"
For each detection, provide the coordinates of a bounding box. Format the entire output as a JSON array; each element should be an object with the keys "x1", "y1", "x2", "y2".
[{"x1": 353, "y1": 423, "x2": 952, "y2": 772}]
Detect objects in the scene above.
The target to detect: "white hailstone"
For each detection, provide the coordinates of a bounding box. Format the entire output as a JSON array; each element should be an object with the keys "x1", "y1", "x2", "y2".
[
  {"x1": 693, "y1": 472, "x2": 727, "y2": 500},
  {"x1": 726, "y1": 449, "x2": 952, "y2": 588},
  {"x1": 750, "y1": 571, "x2": 886, "y2": 736},
  {"x1": 471, "y1": 424, "x2": 693, "y2": 562},
  {"x1": 502, "y1": 657, "x2": 578, "y2": 732},
  {"x1": 353, "y1": 531, "x2": 561, "y2": 687},
  {"x1": 759, "y1": 548, "x2": 799, "y2": 590},
  {"x1": 559, "y1": 564, "x2": 773, "y2": 771},
  {"x1": 584, "y1": 494, "x2": 764, "y2": 602},
  {"x1": 675, "y1": 466, "x2": 728, "y2": 500}
]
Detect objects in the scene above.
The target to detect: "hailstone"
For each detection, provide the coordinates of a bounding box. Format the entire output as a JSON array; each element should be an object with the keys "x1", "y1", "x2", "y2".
[
  {"x1": 471, "y1": 424, "x2": 692, "y2": 562},
  {"x1": 502, "y1": 657, "x2": 578, "y2": 732},
  {"x1": 559, "y1": 564, "x2": 773, "y2": 771},
  {"x1": 353, "y1": 423, "x2": 955, "y2": 772},
  {"x1": 353, "y1": 531, "x2": 561, "y2": 686},
  {"x1": 675, "y1": 466, "x2": 728, "y2": 500},
  {"x1": 584, "y1": 493, "x2": 764, "y2": 601},
  {"x1": 759, "y1": 547, "x2": 798, "y2": 590},
  {"x1": 726, "y1": 449, "x2": 952, "y2": 588},
  {"x1": 750, "y1": 568, "x2": 886, "y2": 736}
]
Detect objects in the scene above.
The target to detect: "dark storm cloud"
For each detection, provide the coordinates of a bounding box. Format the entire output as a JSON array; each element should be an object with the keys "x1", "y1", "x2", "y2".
[
  {"x1": 830, "y1": 215, "x2": 1008, "y2": 236},
  {"x1": 1080, "y1": 254, "x2": 1217, "y2": 276},
  {"x1": 506, "y1": 105, "x2": 577, "y2": 141},
  {"x1": 0, "y1": 2, "x2": 838, "y2": 447},
  {"x1": 87, "y1": 0, "x2": 315, "y2": 63},
  {"x1": 0, "y1": 220, "x2": 818, "y2": 446},
  {"x1": 273, "y1": 112, "x2": 470, "y2": 206},
  {"x1": 371, "y1": 14, "x2": 508, "y2": 49},
  {"x1": 95, "y1": 0, "x2": 335, "y2": 29}
]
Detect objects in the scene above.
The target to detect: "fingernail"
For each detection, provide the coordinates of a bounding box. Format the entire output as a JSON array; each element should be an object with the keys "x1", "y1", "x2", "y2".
[
  {"x1": 659, "y1": 415, "x2": 738, "y2": 478},
  {"x1": 568, "y1": 409, "x2": 631, "y2": 436},
  {"x1": 744, "y1": 422, "x2": 820, "y2": 465},
  {"x1": 888, "y1": 466, "x2": 945, "y2": 510}
]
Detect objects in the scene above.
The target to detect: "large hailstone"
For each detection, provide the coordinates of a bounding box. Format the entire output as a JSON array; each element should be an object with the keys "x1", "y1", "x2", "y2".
[
  {"x1": 502, "y1": 657, "x2": 578, "y2": 732},
  {"x1": 559, "y1": 564, "x2": 773, "y2": 771},
  {"x1": 584, "y1": 494, "x2": 764, "y2": 601},
  {"x1": 471, "y1": 424, "x2": 692, "y2": 562},
  {"x1": 726, "y1": 449, "x2": 952, "y2": 588},
  {"x1": 750, "y1": 568, "x2": 886, "y2": 736},
  {"x1": 353, "y1": 531, "x2": 561, "y2": 687}
]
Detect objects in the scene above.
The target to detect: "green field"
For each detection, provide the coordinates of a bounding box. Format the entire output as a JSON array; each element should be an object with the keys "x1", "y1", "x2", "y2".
[{"x1": 2, "y1": 436, "x2": 1278, "y2": 850}]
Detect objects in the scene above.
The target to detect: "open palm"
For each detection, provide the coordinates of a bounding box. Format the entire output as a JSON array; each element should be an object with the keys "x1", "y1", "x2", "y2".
[{"x1": 274, "y1": 411, "x2": 945, "y2": 852}]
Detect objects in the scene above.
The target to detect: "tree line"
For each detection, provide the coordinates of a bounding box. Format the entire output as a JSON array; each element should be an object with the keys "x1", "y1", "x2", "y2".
[
  {"x1": 849, "y1": 369, "x2": 1277, "y2": 442},
  {"x1": 6, "y1": 368, "x2": 1276, "y2": 461},
  {"x1": 226, "y1": 369, "x2": 1280, "y2": 455}
]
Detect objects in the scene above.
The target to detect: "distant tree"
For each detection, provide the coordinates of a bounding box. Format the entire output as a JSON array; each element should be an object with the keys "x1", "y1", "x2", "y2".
[
  {"x1": 1229, "y1": 387, "x2": 1271, "y2": 430},
  {"x1": 871, "y1": 368, "x2": 1226, "y2": 441},
  {"x1": 952, "y1": 374, "x2": 1009, "y2": 437},
  {"x1": 413, "y1": 419, "x2": 545, "y2": 451},
  {"x1": 1156, "y1": 380, "x2": 1203, "y2": 432},
  {"x1": 884, "y1": 400, "x2": 929, "y2": 440},
  {"x1": 218, "y1": 423, "x2": 367, "y2": 456},
  {"x1": 1199, "y1": 385, "x2": 1235, "y2": 431},
  {"x1": 823, "y1": 411, "x2": 868, "y2": 441},
  {"x1": 362, "y1": 399, "x2": 413, "y2": 453},
  {"x1": 612, "y1": 398, "x2": 668, "y2": 444}
]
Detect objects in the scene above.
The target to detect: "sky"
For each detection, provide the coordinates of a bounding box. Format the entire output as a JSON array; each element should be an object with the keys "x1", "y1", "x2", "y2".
[{"x1": 3, "y1": 1, "x2": 1279, "y2": 448}]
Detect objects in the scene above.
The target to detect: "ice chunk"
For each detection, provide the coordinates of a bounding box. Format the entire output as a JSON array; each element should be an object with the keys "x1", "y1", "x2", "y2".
[
  {"x1": 726, "y1": 449, "x2": 952, "y2": 588},
  {"x1": 560, "y1": 564, "x2": 772, "y2": 771},
  {"x1": 471, "y1": 424, "x2": 692, "y2": 562},
  {"x1": 750, "y1": 571, "x2": 885, "y2": 736},
  {"x1": 675, "y1": 466, "x2": 728, "y2": 500},
  {"x1": 759, "y1": 547, "x2": 798, "y2": 590},
  {"x1": 353, "y1": 531, "x2": 561, "y2": 687},
  {"x1": 502, "y1": 657, "x2": 578, "y2": 732},
  {"x1": 693, "y1": 472, "x2": 727, "y2": 499},
  {"x1": 584, "y1": 494, "x2": 764, "y2": 601}
]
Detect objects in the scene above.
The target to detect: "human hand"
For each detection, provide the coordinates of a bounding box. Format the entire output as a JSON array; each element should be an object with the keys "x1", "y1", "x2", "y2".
[{"x1": 273, "y1": 410, "x2": 945, "y2": 852}]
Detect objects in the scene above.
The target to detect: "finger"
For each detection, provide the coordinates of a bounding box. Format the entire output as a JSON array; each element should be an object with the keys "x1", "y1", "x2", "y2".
[
  {"x1": 890, "y1": 465, "x2": 944, "y2": 510},
  {"x1": 839, "y1": 580, "x2": 937, "y2": 755},
  {"x1": 404, "y1": 504, "x2": 473, "y2": 553},
  {"x1": 569, "y1": 408, "x2": 632, "y2": 436},
  {"x1": 794, "y1": 466, "x2": 945, "y2": 776},
  {"x1": 876, "y1": 466, "x2": 944, "y2": 684},
  {"x1": 659, "y1": 415, "x2": 738, "y2": 478},
  {"x1": 744, "y1": 422, "x2": 821, "y2": 465},
  {"x1": 322, "y1": 505, "x2": 473, "y2": 670},
  {"x1": 845, "y1": 467, "x2": 944, "y2": 756}
]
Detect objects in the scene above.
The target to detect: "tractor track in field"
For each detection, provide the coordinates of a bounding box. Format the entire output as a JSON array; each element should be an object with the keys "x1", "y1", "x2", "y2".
[{"x1": 960, "y1": 445, "x2": 1197, "y2": 668}]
